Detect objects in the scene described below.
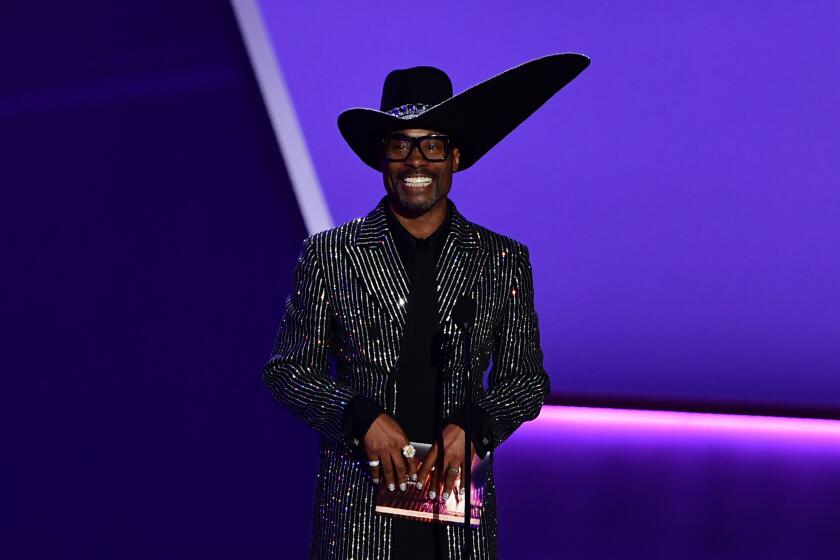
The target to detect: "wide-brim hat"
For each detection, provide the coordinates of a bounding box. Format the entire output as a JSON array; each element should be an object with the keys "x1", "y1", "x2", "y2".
[{"x1": 338, "y1": 53, "x2": 590, "y2": 172}]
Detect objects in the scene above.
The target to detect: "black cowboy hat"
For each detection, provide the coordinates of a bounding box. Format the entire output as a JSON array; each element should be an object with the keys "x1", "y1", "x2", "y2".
[{"x1": 337, "y1": 53, "x2": 590, "y2": 172}]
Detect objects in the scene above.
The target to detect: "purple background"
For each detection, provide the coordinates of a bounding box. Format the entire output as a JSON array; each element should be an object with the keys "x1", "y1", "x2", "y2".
[
  {"x1": 260, "y1": 0, "x2": 840, "y2": 412},
  {"x1": 3, "y1": 1, "x2": 838, "y2": 558},
  {"x1": 3, "y1": 2, "x2": 316, "y2": 557}
]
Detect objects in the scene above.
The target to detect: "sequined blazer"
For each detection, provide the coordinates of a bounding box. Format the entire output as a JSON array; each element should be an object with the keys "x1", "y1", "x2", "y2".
[{"x1": 264, "y1": 199, "x2": 549, "y2": 559}]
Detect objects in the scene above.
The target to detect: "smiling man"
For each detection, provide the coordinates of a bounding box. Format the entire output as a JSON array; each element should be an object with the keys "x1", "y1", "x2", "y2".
[
  {"x1": 384, "y1": 129, "x2": 453, "y2": 215},
  {"x1": 264, "y1": 54, "x2": 589, "y2": 560}
]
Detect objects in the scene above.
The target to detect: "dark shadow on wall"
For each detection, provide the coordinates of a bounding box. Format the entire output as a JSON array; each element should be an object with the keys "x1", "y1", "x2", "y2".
[{"x1": 2, "y1": 2, "x2": 316, "y2": 557}]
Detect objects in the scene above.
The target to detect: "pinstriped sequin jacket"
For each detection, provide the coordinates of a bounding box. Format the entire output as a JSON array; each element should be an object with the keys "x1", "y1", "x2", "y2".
[{"x1": 264, "y1": 198, "x2": 549, "y2": 559}]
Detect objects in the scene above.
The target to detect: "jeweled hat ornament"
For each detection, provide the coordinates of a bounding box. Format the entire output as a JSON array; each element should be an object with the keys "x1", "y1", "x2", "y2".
[{"x1": 337, "y1": 53, "x2": 590, "y2": 172}]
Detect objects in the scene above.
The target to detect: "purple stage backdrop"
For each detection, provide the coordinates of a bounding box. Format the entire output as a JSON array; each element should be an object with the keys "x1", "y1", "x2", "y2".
[
  {"x1": 255, "y1": 0, "x2": 840, "y2": 414},
  {"x1": 4, "y1": 2, "x2": 839, "y2": 558}
]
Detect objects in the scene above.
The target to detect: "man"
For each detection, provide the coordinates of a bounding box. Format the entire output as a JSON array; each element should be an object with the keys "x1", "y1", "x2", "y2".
[{"x1": 264, "y1": 53, "x2": 589, "y2": 559}]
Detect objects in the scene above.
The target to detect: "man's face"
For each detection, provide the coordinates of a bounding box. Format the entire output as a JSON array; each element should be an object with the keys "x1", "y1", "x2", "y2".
[{"x1": 381, "y1": 128, "x2": 461, "y2": 216}]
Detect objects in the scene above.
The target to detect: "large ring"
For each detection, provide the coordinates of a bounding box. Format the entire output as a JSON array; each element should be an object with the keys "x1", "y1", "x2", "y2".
[
  {"x1": 402, "y1": 444, "x2": 416, "y2": 459},
  {"x1": 448, "y1": 465, "x2": 460, "y2": 473},
  {"x1": 367, "y1": 459, "x2": 381, "y2": 467}
]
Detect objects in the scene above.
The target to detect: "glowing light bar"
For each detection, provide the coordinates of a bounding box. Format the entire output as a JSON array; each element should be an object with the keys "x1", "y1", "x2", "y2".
[{"x1": 532, "y1": 405, "x2": 840, "y2": 441}]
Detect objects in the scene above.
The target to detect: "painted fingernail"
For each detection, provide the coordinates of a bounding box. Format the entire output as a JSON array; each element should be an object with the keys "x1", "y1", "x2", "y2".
[
  {"x1": 387, "y1": 483, "x2": 395, "y2": 492},
  {"x1": 410, "y1": 473, "x2": 418, "y2": 482},
  {"x1": 415, "y1": 481, "x2": 423, "y2": 490},
  {"x1": 372, "y1": 478, "x2": 380, "y2": 484},
  {"x1": 428, "y1": 490, "x2": 436, "y2": 499},
  {"x1": 399, "y1": 483, "x2": 407, "y2": 491},
  {"x1": 442, "y1": 491, "x2": 450, "y2": 500}
]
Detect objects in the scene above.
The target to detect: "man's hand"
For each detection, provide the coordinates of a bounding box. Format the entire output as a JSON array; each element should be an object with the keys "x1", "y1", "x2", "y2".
[
  {"x1": 417, "y1": 424, "x2": 476, "y2": 501},
  {"x1": 364, "y1": 413, "x2": 417, "y2": 492}
]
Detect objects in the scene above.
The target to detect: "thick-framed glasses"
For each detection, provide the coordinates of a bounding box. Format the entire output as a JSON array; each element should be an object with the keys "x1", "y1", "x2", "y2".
[{"x1": 382, "y1": 133, "x2": 451, "y2": 162}]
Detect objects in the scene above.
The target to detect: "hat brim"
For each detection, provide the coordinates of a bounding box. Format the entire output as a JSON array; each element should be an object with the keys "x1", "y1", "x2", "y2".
[{"x1": 338, "y1": 53, "x2": 590, "y2": 172}]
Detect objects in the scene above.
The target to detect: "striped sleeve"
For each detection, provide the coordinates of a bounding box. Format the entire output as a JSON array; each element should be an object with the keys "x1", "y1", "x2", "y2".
[
  {"x1": 474, "y1": 242, "x2": 550, "y2": 449},
  {"x1": 263, "y1": 237, "x2": 359, "y2": 447}
]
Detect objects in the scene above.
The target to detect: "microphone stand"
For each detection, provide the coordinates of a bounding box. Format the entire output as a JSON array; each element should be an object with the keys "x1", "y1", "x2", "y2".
[
  {"x1": 453, "y1": 295, "x2": 476, "y2": 559},
  {"x1": 461, "y1": 324, "x2": 472, "y2": 560}
]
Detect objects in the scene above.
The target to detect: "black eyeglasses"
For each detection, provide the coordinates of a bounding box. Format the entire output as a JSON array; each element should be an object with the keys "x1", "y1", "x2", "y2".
[{"x1": 382, "y1": 133, "x2": 452, "y2": 162}]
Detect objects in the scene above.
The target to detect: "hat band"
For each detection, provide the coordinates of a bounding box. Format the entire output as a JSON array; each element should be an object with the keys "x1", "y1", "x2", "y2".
[{"x1": 385, "y1": 103, "x2": 434, "y2": 119}]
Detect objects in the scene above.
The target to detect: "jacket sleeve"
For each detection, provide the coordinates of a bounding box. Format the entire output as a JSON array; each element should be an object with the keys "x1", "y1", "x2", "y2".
[
  {"x1": 263, "y1": 237, "x2": 362, "y2": 449},
  {"x1": 473, "y1": 242, "x2": 550, "y2": 451}
]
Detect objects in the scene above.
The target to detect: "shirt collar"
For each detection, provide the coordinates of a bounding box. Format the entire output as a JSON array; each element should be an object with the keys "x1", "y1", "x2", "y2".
[{"x1": 384, "y1": 199, "x2": 452, "y2": 252}]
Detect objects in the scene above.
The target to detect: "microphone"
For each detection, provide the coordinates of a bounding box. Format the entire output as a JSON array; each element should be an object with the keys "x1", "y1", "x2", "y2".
[{"x1": 453, "y1": 295, "x2": 476, "y2": 330}]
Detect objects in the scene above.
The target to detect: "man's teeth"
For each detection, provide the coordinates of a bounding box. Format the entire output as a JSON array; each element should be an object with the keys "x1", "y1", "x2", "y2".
[{"x1": 402, "y1": 176, "x2": 432, "y2": 186}]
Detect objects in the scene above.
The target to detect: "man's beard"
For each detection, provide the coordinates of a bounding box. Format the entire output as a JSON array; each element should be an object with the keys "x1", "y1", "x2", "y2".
[{"x1": 391, "y1": 183, "x2": 440, "y2": 217}]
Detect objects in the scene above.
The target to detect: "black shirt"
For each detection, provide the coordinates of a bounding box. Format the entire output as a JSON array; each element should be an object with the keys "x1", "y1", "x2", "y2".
[
  {"x1": 385, "y1": 202, "x2": 452, "y2": 560},
  {"x1": 386, "y1": 203, "x2": 452, "y2": 442},
  {"x1": 342, "y1": 202, "x2": 493, "y2": 455},
  {"x1": 341, "y1": 200, "x2": 493, "y2": 559}
]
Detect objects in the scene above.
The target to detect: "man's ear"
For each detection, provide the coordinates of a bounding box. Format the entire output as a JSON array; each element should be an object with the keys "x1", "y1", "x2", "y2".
[{"x1": 452, "y1": 147, "x2": 461, "y2": 172}]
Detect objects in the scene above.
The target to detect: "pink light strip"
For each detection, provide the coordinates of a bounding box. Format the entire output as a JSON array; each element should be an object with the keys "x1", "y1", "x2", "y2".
[{"x1": 537, "y1": 404, "x2": 840, "y2": 439}]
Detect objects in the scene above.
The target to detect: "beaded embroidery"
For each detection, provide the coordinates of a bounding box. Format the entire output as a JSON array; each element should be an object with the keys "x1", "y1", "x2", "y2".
[{"x1": 385, "y1": 103, "x2": 434, "y2": 119}]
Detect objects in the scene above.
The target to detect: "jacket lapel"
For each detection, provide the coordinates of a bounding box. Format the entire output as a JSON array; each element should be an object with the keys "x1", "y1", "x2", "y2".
[
  {"x1": 436, "y1": 204, "x2": 487, "y2": 324},
  {"x1": 344, "y1": 201, "x2": 410, "y2": 328},
  {"x1": 343, "y1": 199, "x2": 487, "y2": 329}
]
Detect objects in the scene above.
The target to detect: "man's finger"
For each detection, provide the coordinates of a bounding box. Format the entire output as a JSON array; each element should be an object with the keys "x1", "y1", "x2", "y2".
[
  {"x1": 441, "y1": 464, "x2": 460, "y2": 502},
  {"x1": 393, "y1": 448, "x2": 409, "y2": 492},
  {"x1": 406, "y1": 457, "x2": 420, "y2": 489},
  {"x1": 433, "y1": 439, "x2": 447, "y2": 499},
  {"x1": 367, "y1": 457, "x2": 381, "y2": 485},
  {"x1": 387, "y1": 449, "x2": 405, "y2": 492},
  {"x1": 381, "y1": 454, "x2": 396, "y2": 492},
  {"x1": 417, "y1": 444, "x2": 438, "y2": 494},
  {"x1": 419, "y1": 446, "x2": 439, "y2": 497}
]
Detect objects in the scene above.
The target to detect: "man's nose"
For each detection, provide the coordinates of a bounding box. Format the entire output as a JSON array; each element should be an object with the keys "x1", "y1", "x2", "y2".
[{"x1": 404, "y1": 145, "x2": 426, "y2": 167}]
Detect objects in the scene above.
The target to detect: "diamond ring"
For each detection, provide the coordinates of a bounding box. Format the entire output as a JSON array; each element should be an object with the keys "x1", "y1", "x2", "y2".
[{"x1": 402, "y1": 444, "x2": 416, "y2": 459}]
